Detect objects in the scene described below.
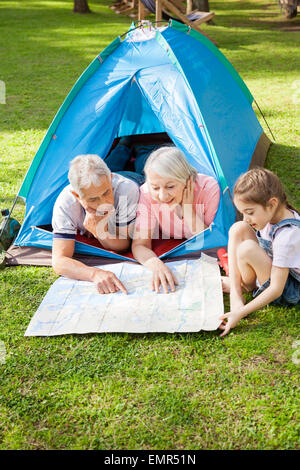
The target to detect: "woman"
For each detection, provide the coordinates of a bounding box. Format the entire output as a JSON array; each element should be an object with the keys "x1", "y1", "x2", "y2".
[{"x1": 132, "y1": 146, "x2": 220, "y2": 293}]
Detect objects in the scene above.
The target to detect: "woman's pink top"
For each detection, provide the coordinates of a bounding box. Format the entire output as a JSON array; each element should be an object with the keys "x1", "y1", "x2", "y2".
[{"x1": 135, "y1": 174, "x2": 220, "y2": 240}]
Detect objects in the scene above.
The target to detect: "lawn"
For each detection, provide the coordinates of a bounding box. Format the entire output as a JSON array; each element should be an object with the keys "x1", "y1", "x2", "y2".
[{"x1": 0, "y1": 0, "x2": 299, "y2": 450}]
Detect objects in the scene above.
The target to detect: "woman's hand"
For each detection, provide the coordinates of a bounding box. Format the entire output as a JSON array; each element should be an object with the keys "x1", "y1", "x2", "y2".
[
  {"x1": 181, "y1": 176, "x2": 206, "y2": 236},
  {"x1": 145, "y1": 257, "x2": 178, "y2": 294},
  {"x1": 181, "y1": 176, "x2": 194, "y2": 208}
]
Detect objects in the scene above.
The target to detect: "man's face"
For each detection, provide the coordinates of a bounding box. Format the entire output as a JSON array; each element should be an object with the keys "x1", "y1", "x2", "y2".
[{"x1": 73, "y1": 176, "x2": 114, "y2": 216}]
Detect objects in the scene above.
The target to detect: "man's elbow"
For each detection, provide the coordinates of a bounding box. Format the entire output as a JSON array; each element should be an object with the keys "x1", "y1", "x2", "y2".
[
  {"x1": 52, "y1": 256, "x2": 66, "y2": 276},
  {"x1": 101, "y1": 234, "x2": 131, "y2": 253},
  {"x1": 116, "y1": 238, "x2": 131, "y2": 253},
  {"x1": 52, "y1": 259, "x2": 61, "y2": 275}
]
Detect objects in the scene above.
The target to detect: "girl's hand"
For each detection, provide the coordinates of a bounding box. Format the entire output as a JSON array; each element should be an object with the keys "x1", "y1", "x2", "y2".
[
  {"x1": 218, "y1": 309, "x2": 244, "y2": 337},
  {"x1": 145, "y1": 257, "x2": 178, "y2": 294},
  {"x1": 182, "y1": 176, "x2": 194, "y2": 209}
]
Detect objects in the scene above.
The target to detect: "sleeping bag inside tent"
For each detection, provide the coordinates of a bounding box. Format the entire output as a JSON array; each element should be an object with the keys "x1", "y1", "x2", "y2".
[{"x1": 8, "y1": 20, "x2": 271, "y2": 266}]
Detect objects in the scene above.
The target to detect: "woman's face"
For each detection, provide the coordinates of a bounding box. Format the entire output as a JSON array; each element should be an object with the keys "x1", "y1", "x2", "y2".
[{"x1": 146, "y1": 169, "x2": 186, "y2": 207}]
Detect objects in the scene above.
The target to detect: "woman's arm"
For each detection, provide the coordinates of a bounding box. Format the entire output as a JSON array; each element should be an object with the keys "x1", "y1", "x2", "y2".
[
  {"x1": 182, "y1": 206, "x2": 207, "y2": 236},
  {"x1": 131, "y1": 229, "x2": 156, "y2": 264},
  {"x1": 132, "y1": 231, "x2": 178, "y2": 293},
  {"x1": 219, "y1": 265, "x2": 289, "y2": 336}
]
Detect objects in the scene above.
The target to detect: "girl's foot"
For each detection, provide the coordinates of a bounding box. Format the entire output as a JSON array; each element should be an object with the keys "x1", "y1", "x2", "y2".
[{"x1": 221, "y1": 276, "x2": 230, "y2": 293}]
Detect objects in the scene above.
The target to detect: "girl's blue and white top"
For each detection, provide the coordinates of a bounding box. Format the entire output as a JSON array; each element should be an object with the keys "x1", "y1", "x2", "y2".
[{"x1": 258, "y1": 210, "x2": 300, "y2": 278}]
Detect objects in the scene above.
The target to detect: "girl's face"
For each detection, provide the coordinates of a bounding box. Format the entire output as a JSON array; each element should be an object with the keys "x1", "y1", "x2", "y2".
[
  {"x1": 146, "y1": 169, "x2": 185, "y2": 207},
  {"x1": 234, "y1": 197, "x2": 276, "y2": 230}
]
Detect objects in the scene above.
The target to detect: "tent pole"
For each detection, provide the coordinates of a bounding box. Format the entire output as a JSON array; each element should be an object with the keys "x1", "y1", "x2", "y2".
[
  {"x1": 254, "y1": 99, "x2": 276, "y2": 142},
  {"x1": 120, "y1": 20, "x2": 169, "y2": 38}
]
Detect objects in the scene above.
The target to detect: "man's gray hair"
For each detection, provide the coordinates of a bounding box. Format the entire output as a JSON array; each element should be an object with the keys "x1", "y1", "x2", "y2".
[
  {"x1": 68, "y1": 154, "x2": 111, "y2": 195},
  {"x1": 144, "y1": 146, "x2": 198, "y2": 184}
]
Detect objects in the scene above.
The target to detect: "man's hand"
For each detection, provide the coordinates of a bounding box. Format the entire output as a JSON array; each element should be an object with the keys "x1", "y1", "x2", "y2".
[
  {"x1": 83, "y1": 212, "x2": 100, "y2": 239},
  {"x1": 91, "y1": 268, "x2": 127, "y2": 294},
  {"x1": 218, "y1": 309, "x2": 244, "y2": 337},
  {"x1": 83, "y1": 212, "x2": 111, "y2": 240},
  {"x1": 83, "y1": 210, "x2": 131, "y2": 252}
]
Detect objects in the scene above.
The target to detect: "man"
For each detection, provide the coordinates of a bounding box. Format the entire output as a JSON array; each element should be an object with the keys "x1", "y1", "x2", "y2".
[{"x1": 52, "y1": 154, "x2": 140, "y2": 294}]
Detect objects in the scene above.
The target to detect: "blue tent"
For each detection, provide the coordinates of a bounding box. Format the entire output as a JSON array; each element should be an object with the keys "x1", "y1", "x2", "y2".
[{"x1": 13, "y1": 21, "x2": 270, "y2": 263}]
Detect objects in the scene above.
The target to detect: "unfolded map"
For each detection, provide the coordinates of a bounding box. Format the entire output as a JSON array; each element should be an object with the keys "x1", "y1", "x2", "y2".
[{"x1": 25, "y1": 254, "x2": 223, "y2": 336}]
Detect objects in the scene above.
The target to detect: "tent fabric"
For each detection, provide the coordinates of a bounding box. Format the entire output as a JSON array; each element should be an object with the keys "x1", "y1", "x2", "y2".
[
  {"x1": 6, "y1": 244, "x2": 221, "y2": 267},
  {"x1": 13, "y1": 21, "x2": 269, "y2": 262}
]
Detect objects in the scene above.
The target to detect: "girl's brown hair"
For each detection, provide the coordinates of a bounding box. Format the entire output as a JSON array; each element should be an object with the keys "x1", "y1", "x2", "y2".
[{"x1": 233, "y1": 168, "x2": 298, "y2": 213}]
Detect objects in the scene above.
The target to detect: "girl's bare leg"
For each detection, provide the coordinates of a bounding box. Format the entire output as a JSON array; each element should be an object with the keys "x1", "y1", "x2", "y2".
[
  {"x1": 221, "y1": 275, "x2": 253, "y2": 295},
  {"x1": 237, "y1": 239, "x2": 272, "y2": 288},
  {"x1": 226, "y1": 221, "x2": 258, "y2": 310},
  {"x1": 223, "y1": 222, "x2": 273, "y2": 308},
  {"x1": 221, "y1": 276, "x2": 231, "y2": 294}
]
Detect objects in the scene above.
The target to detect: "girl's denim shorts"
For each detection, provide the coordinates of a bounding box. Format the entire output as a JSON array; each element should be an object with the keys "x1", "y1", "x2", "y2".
[{"x1": 253, "y1": 274, "x2": 300, "y2": 306}]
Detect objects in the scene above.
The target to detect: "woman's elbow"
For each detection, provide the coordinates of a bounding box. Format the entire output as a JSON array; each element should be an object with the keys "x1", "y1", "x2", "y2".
[
  {"x1": 131, "y1": 237, "x2": 150, "y2": 255},
  {"x1": 131, "y1": 239, "x2": 140, "y2": 255}
]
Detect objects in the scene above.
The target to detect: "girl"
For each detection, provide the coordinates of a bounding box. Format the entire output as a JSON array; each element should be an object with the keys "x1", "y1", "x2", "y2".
[
  {"x1": 132, "y1": 146, "x2": 220, "y2": 294},
  {"x1": 220, "y1": 168, "x2": 300, "y2": 337}
]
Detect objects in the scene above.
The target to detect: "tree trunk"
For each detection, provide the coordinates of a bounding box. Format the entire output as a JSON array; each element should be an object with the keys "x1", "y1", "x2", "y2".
[
  {"x1": 192, "y1": 0, "x2": 210, "y2": 11},
  {"x1": 73, "y1": 0, "x2": 91, "y2": 14}
]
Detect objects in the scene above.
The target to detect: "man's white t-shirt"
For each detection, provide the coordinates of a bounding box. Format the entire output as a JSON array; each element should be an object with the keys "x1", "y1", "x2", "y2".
[{"x1": 52, "y1": 173, "x2": 139, "y2": 240}]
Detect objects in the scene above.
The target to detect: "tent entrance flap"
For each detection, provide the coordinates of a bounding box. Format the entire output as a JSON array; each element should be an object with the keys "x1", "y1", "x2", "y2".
[
  {"x1": 118, "y1": 77, "x2": 165, "y2": 137},
  {"x1": 134, "y1": 64, "x2": 219, "y2": 180}
]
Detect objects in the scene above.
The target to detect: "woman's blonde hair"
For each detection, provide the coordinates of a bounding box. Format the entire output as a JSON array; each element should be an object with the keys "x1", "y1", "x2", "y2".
[
  {"x1": 144, "y1": 146, "x2": 198, "y2": 184},
  {"x1": 234, "y1": 167, "x2": 298, "y2": 212}
]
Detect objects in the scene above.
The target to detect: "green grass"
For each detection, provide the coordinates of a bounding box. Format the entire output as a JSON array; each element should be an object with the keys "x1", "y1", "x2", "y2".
[{"x1": 0, "y1": 0, "x2": 299, "y2": 450}]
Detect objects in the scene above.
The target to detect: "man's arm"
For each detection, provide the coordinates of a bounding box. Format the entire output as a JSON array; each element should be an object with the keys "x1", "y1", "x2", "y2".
[
  {"x1": 52, "y1": 238, "x2": 95, "y2": 281},
  {"x1": 98, "y1": 225, "x2": 131, "y2": 252},
  {"x1": 52, "y1": 238, "x2": 127, "y2": 294}
]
